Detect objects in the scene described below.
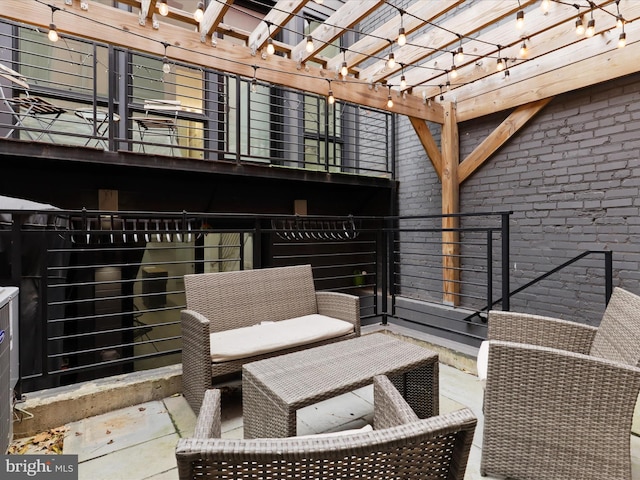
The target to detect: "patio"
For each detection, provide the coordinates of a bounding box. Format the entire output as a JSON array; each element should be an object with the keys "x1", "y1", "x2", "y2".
[{"x1": 9, "y1": 324, "x2": 640, "y2": 479}]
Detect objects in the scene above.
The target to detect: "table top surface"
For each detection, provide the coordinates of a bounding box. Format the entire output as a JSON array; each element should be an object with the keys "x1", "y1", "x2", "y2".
[{"x1": 243, "y1": 333, "x2": 437, "y2": 405}]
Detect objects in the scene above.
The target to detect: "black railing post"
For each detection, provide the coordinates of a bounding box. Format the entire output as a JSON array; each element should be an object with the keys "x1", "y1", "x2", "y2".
[
  {"x1": 380, "y1": 219, "x2": 389, "y2": 325},
  {"x1": 605, "y1": 250, "x2": 613, "y2": 304},
  {"x1": 501, "y1": 212, "x2": 510, "y2": 311},
  {"x1": 486, "y1": 230, "x2": 493, "y2": 317}
]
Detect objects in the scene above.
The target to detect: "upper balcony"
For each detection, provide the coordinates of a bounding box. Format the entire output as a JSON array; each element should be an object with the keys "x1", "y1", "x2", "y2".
[{"x1": 0, "y1": 18, "x2": 395, "y2": 182}]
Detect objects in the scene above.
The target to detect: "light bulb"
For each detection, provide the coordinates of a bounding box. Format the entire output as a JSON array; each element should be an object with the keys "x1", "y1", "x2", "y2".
[
  {"x1": 305, "y1": 36, "x2": 314, "y2": 53},
  {"x1": 575, "y1": 19, "x2": 585, "y2": 35},
  {"x1": 158, "y1": 0, "x2": 169, "y2": 16},
  {"x1": 496, "y1": 57, "x2": 504, "y2": 71},
  {"x1": 387, "y1": 95, "x2": 393, "y2": 108},
  {"x1": 251, "y1": 78, "x2": 257, "y2": 93},
  {"x1": 387, "y1": 52, "x2": 395, "y2": 69},
  {"x1": 516, "y1": 10, "x2": 524, "y2": 29},
  {"x1": 618, "y1": 32, "x2": 626, "y2": 48},
  {"x1": 504, "y1": 69, "x2": 510, "y2": 79},
  {"x1": 540, "y1": 0, "x2": 550, "y2": 13},
  {"x1": 456, "y1": 46, "x2": 464, "y2": 62},
  {"x1": 450, "y1": 65, "x2": 458, "y2": 79},
  {"x1": 194, "y1": 2, "x2": 204, "y2": 22},
  {"x1": 519, "y1": 41, "x2": 528, "y2": 58},
  {"x1": 162, "y1": 57, "x2": 171, "y2": 73},
  {"x1": 48, "y1": 24, "x2": 59, "y2": 42},
  {"x1": 340, "y1": 61, "x2": 348, "y2": 77},
  {"x1": 400, "y1": 75, "x2": 407, "y2": 90},
  {"x1": 617, "y1": 16, "x2": 624, "y2": 29},
  {"x1": 397, "y1": 27, "x2": 406, "y2": 46},
  {"x1": 585, "y1": 19, "x2": 595, "y2": 37},
  {"x1": 266, "y1": 38, "x2": 275, "y2": 55},
  {"x1": 328, "y1": 90, "x2": 335, "y2": 105}
]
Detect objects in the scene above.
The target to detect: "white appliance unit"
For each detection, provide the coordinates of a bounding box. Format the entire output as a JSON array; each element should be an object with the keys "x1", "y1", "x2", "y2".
[{"x1": 0, "y1": 286, "x2": 18, "y2": 454}]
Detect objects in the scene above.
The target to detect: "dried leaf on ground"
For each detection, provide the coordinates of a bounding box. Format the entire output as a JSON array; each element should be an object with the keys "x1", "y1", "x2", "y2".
[{"x1": 8, "y1": 426, "x2": 69, "y2": 455}]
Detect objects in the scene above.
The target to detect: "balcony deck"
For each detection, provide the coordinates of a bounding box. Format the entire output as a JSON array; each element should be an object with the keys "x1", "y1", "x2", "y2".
[{"x1": 9, "y1": 324, "x2": 640, "y2": 480}]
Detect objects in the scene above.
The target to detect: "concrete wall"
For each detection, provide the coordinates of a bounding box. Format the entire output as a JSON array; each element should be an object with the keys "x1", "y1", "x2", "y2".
[{"x1": 396, "y1": 72, "x2": 640, "y2": 327}]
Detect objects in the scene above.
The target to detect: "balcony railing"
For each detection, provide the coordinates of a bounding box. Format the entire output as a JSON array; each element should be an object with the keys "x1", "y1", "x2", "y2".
[
  {"x1": 0, "y1": 208, "x2": 614, "y2": 394},
  {"x1": 0, "y1": 20, "x2": 394, "y2": 178}
]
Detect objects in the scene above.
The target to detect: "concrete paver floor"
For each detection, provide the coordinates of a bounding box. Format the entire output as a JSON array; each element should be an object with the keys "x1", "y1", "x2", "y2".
[{"x1": 52, "y1": 363, "x2": 640, "y2": 480}]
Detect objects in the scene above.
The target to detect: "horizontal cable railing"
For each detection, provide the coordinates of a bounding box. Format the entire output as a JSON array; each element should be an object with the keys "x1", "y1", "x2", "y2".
[
  {"x1": 0, "y1": 21, "x2": 393, "y2": 178},
  {"x1": 0, "y1": 208, "x2": 614, "y2": 394}
]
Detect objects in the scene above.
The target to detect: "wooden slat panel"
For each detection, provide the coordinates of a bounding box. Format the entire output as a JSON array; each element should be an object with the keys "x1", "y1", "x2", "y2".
[
  {"x1": 0, "y1": 0, "x2": 443, "y2": 122},
  {"x1": 324, "y1": 0, "x2": 463, "y2": 75},
  {"x1": 247, "y1": 0, "x2": 306, "y2": 52},
  {"x1": 292, "y1": 0, "x2": 385, "y2": 64}
]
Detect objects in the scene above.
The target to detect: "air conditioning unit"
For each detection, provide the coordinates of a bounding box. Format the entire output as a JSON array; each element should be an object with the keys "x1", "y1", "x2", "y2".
[{"x1": 0, "y1": 286, "x2": 18, "y2": 454}]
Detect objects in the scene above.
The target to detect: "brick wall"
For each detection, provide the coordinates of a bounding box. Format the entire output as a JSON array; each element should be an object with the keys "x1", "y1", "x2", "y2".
[{"x1": 397, "y1": 72, "x2": 640, "y2": 326}]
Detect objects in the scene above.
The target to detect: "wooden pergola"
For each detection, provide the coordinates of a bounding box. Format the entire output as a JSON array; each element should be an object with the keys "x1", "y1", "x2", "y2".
[{"x1": 2, "y1": 0, "x2": 639, "y2": 303}]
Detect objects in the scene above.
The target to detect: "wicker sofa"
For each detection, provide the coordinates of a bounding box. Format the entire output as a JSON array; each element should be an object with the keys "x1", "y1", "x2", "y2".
[
  {"x1": 176, "y1": 375, "x2": 477, "y2": 480},
  {"x1": 181, "y1": 264, "x2": 360, "y2": 413}
]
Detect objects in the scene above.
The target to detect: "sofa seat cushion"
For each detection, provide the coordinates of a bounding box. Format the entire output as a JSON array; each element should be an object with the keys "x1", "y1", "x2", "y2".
[{"x1": 209, "y1": 314, "x2": 354, "y2": 362}]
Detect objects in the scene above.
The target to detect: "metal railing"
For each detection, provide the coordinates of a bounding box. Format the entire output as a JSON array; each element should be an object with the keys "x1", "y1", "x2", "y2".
[
  {"x1": 0, "y1": 208, "x2": 614, "y2": 393},
  {"x1": 0, "y1": 21, "x2": 394, "y2": 178}
]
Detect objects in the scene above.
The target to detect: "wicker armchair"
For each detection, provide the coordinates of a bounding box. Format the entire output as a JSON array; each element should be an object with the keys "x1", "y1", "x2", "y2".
[
  {"x1": 181, "y1": 265, "x2": 360, "y2": 413},
  {"x1": 176, "y1": 375, "x2": 477, "y2": 480},
  {"x1": 481, "y1": 287, "x2": 640, "y2": 479}
]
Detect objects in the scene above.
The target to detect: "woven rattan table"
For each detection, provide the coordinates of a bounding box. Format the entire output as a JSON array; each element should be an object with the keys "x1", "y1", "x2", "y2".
[{"x1": 242, "y1": 332, "x2": 439, "y2": 438}]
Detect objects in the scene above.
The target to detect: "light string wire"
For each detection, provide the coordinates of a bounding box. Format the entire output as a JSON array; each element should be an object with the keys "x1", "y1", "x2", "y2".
[
  {"x1": 31, "y1": 0, "x2": 454, "y2": 94},
  {"x1": 29, "y1": 0, "x2": 631, "y2": 98}
]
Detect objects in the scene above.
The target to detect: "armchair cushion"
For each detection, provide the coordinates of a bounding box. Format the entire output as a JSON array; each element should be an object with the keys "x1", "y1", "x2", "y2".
[{"x1": 209, "y1": 314, "x2": 354, "y2": 362}]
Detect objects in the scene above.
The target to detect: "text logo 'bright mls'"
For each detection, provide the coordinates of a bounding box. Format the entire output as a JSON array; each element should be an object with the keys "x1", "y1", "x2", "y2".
[{"x1": 2, "y1": 456, "x2": 78, "y2": 480}]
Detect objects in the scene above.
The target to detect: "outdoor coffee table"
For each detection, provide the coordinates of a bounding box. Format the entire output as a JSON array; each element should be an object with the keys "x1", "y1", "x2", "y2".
[{"x1": 242, "y1": 332, "x2": 439, "y2": 438}]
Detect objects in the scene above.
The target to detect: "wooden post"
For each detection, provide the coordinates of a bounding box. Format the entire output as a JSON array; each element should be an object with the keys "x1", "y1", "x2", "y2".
[{"x1": 441, "y1": 102, "x2": 460, "y2": 305}]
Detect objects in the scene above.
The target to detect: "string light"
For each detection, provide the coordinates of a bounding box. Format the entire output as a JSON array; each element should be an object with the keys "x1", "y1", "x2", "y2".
[
  {"x1": 158, "y1": 0, "x2": 169, "y2": 17},
  {"x1": 496, "y1": 46, "x2": 504, "y2": 72},
  {"x1": 439, "y1": 84, "x2": 444, "y2": 101},
  {"x1": 251, "y1": 65, "x2": 258, "y2": 93},
  {"x1": 48, "y1": 6, "x2": 60, "y2": 43},
  {"x1": 387, "y1": 52, "x2": 395, "y2": 69},
  {"x1": 519, "y1": 41, "x2": 528, "y2": 58},
  {"x1": 540, "y1": 0, "x2": 551, "y2": 13},
  {"x1": 387, "y1": 86, "x2": 393, "y2": 108},
  {"x1": 618, "y1": 31, "x2": 626, "y2": 48},
  {"x1": 161, "y1": 42, "x2": 170, "y2": 73},
  {"x1": 327, "y1": 80, "x2": 335, "y2": 105},
  {"x1": 516, "y1": 10, "x2": 524, "y2": 29},
  {"x1": 397, "y1": 11, "x2": 406, "y2": 46},
  {"x1": 266, "y1": 22, "x2": 275, "y2": 55},
  {"x1": 575, "y1": 17, "x2": 585, "y2": 35},
  {"x1": 400, "y1": 64, "x2": 407, "y2": 90},
  {"x1": 305, "y1": 35, "x2": 314, "y2": 53},
  {"x1": 194, "y1": 2, "x2": 204, "y2": 23},
  {"x1": 455, "y1": 45, "x2": 464, "y2": 63},
  {"x1": 340, "y1": 48, "x2": 348, "y2": 77},
  {"x1": 585, "y1": 18, "x2": 595, "y2": 37}
]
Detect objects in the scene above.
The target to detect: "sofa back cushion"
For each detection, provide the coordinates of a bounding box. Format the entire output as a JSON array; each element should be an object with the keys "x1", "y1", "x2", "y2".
[{"x1": 184, "y1": 264, "x2": 318, "y2": 333}]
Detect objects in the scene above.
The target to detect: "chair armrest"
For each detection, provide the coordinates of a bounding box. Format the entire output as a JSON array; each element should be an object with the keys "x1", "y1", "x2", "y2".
[
  {"x1": 373, "y1": 375, "x2": 419, "y2": 429},
  {"x1": 488, "y1": 310, "x2": 597, "y2": 354},
  {"x1": 180, "y1": 309, "x2": 212, "y2": 413},
  {"x1": 181, "y1": 309, "x2": 211, "y2": 353},
  {"x1": 316, "y1": 291, "x2": 360, "y2": 336},
  {"x1": 192, "y1": 389, "x2": 222, "y2": 439},
  {"x1": 482, "y1": 340, "x2": 640, "y2": 479}
]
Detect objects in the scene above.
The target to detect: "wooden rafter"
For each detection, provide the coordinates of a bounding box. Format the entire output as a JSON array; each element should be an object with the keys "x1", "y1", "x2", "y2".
[{"x1": 458, "y1": 98, "x2": 554, "y2": 183}]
